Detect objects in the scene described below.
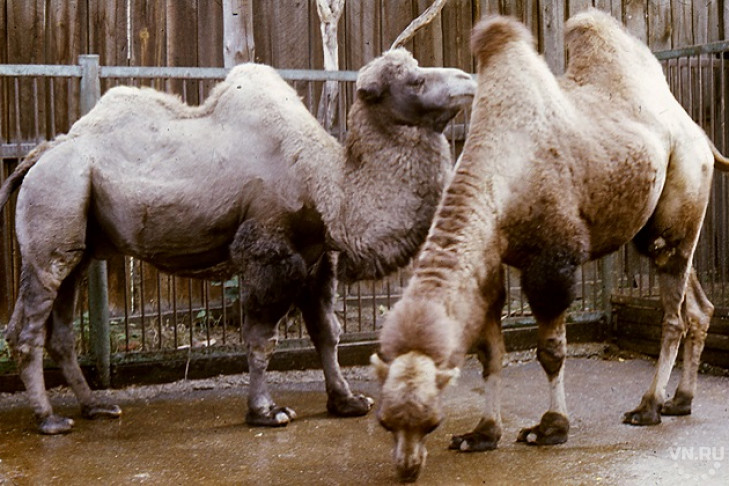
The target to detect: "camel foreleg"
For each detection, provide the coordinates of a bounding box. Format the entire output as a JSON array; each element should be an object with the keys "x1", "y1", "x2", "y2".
[
  {"x1": 450, "y1": 280, "x2": 505, "y2": 452},
  {"x1": 243, "y1": 316, "x2": 296, "y2": 426},
  {"x1": 297, "y1": 253, "x2": 373, "y2": 417},
  {"x1": 517, "y1": 313, "x2": 570, "y2": 445}
]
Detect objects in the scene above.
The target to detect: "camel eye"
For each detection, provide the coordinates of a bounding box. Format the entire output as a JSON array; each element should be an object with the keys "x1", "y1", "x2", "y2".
[{"x1": 407, "y1": 76, "x2": 425, "y2": 88}]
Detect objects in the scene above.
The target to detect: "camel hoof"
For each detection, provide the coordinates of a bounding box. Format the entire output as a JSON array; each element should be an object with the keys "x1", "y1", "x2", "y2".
[
  {"x1": 517, "y1": 412, "x2": 569, "y2": 445},
  {"x1": 38, "y1": 414, "x2": 75, "y2": 435},
  {"x1": 82, "y1": 403, "x2": 122, "y2": 420},
  {"x1": 449, "y1": 433, "x2": 499, "y2": 452},
  {"x1": 246, "y1": 406, "x2": 297, "y2": 427},
  {"x1": 449, "y1": 418, "x2": 501, "y2": 452},
  {"x1": 662, "y1": 392, "x2": 692, "y2": 416},
  {"x1": 327, "y1": 393, "x2": 374, "y2": 417}
]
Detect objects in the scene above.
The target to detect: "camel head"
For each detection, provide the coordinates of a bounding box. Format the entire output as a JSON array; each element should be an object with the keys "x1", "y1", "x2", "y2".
[
  {"x1": 371, "y1": 351, "x2": 459, "y2": 482},
  {"x1": 356, "y1": 48, "x2": 476, "y2": 132}
]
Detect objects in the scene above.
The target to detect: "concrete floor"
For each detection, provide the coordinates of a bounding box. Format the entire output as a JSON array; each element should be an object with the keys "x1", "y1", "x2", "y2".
[{"x1": 1, "y1": 345, "x2": 728, "y2": 485}]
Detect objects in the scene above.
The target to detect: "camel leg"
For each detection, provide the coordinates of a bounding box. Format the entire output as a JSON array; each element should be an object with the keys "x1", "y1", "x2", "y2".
[
  {"x1": 243, "y1": 310, "x2": 297, "y2": 427},
  {"x1": 44, "y1": 268, "x2": 121, "y2": 421},
  {"x1": 5, "y1": 264, "x2": 76, "y2": 434},
  {"x1": 297, "y1": 254, "x2": 373, "y2": 417},
  {"x1": 517, "y1": 313, "x2": 570, "y2": 445},
  {"x1": 450, "y1": 272, "x2": 506, "y2": 452},
  {"x1": 623, "y1": 269, "x2": 690, "y2": 425},
  {"x1": 662, "y1": 271, "x2": 713, "y2": 416}
]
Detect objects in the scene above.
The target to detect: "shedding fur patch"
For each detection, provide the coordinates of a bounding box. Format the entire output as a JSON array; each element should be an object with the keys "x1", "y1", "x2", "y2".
[{"x1": 380, "y1": 299, "x2": 457, "y2": 367}]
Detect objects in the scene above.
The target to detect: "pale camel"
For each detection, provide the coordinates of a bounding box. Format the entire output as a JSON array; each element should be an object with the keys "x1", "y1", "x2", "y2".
[
  {"x1": 371, "y1": 10, "x2": 729, "y2": 482},
  {"x1": 0, "y1": 48, "x2": 476, "y2": 435}
]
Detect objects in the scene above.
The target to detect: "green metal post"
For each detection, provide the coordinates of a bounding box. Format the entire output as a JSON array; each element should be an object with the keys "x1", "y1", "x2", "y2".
[
  {"x1": 601, "y1": 254, "x2": 614, "y2": 339},
  {"x1": 79, "y1": 55, "x2": 110, "y2": 388}
]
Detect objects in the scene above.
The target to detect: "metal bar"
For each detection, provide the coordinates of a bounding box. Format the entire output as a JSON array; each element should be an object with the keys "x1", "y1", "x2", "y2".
[
  {"x1": 79, "y1": 55, "x2": 111, "y2": 388},
  {"x1": 0, "y1": 64, "x2": 81, "y2": 77},
  {"x1": 654, "y1": 40, "x2": 729, "y2": 60}
]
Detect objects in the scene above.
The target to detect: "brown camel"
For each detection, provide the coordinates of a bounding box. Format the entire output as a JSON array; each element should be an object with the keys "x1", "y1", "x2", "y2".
[
  {"x1": 371, "y1": 10, "x2": 729, "y2": 482},
  {"x1": 0, "y1": 48, "x2": 476, "y2": 435}
]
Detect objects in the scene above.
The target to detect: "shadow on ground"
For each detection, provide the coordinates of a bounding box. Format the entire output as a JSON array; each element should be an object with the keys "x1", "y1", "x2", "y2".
[{"x1": 1, "y1": 344, "x2": 727, "y2": 485}]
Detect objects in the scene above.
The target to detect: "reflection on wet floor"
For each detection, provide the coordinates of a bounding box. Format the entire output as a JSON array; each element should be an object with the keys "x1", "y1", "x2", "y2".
[{"x1": 1, "y1": 348, "x2": 728, "y2": 485}]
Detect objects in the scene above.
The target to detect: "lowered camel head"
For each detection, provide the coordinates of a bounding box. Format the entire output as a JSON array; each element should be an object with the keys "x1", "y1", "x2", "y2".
[
  {"x1": 371, "y1": 352, "x2": 459, "y2": 482},
  {"x1": 355, "y1": 48, "x2": 476, "y2": 133},
  {"x1": 370, "y1": 299, "x2": 461, "y2": 482}
]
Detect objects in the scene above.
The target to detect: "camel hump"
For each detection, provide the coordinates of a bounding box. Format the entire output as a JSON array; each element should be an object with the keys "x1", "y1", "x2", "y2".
[{"x1": 470, "y1": 16, "x2": 533, "y2": 66}]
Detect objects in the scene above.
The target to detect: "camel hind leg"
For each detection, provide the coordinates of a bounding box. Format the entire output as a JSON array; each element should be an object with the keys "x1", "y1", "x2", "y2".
[
  {"x1": 6, "y1": 255, "x2": 83, "y2": 434},
  {"x1": 661, "y1": 270, "x2": 713, "y2": 416},
  {"x1": 624, "y1": 138, "x2": 713, "y2": 426},
  {"x1": 44, "y1": 265, "x2": 121, "y2": 422}
]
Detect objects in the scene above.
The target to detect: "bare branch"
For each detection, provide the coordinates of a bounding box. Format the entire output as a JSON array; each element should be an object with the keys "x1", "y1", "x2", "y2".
[
  {"x1": 390, "y1": 0, "x2": 450, "y2": 50},
  {"x1": 223, "y1": 0, "x2": 255, "y2": 68},
  {"x1": 316, "y1": 0, "x2": 345, "y2": 131}
]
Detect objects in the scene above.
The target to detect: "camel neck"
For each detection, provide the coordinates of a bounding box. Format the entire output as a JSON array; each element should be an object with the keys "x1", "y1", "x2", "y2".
[{"x1": 329, "y1": 101, "x2": 452, "y2": 283}]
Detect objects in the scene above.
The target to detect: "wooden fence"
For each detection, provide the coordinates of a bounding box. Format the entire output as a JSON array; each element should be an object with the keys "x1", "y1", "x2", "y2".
[{"x1": 2, "y1": 1, "x2": 727, "y2": 141}]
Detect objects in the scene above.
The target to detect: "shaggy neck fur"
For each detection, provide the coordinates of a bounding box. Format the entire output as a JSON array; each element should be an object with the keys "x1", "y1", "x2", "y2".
[{"x1": 324, "y1": 99, "x2": 451, "y2": 283}]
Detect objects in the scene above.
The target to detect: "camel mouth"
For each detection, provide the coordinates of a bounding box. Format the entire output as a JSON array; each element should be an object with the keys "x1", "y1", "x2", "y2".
[{"x1": 449, "y1": 93, "x2": 476, "y2": 106}]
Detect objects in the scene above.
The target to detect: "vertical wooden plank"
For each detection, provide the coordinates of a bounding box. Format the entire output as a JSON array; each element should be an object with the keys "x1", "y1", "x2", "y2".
[
  {"x1": 6, "y1": 1, "x2": 45, "y2": 142},
  {"x1": 540, "y1": 0, "x2": 565, "y2": 73},
  {"x1": 252, "y1": 0, "x2": 271, "y2": 64},
  {"x1": 198, "y1": 0, "x2": 223, "y2": 68},
  {"x1": 344, "y1": 0, "x2": 381, "y2": 70},
  {"x1": 623, "y1": 0, "x2": 648, "y2": 43},
  {"x1": 167, "y1": 0, "x2": 199, "y2": 102},
  {"x1": 46, "y1": 0, "x2": 86, "y2": 136},
  {"x1": 476, "y1": 0, "x2": 500, "y2": 17},
  {"x1": 414, "y1": 0, "x2": 444, "y2": 67},
  {"x1": 647, "y1": 0, "x2": 671, "y2": 51},
  {"x1": 568, "y1": 0, "x2": 593, "y2": 18},
  {"x1": 269, "y1": 0, "x2": 310, "y2": 68},
  {"x1": 88, "y1": 0, "x2": 128, "y2": 66},
  {"x1": 672, "y1": 0, "x2": 694, "y2": 48},
  {"x1": 381, "y1": 0, "x2": 413, "y2": 51},
  {"x1": 694, "y1": 0, "x2": 718, "y2": 43},
  {"x1": 308, "y1": 0, "x2": 325, "y2": 70},
  {"x1": 594, "y1": 0, "x2": 622, "y2": 20},
  {"x1": 131, "y1": 0, "x2": 167, "y2": 68},
  {"x1": 441, "y1": 0, "x2": 473, "y2": 70}
]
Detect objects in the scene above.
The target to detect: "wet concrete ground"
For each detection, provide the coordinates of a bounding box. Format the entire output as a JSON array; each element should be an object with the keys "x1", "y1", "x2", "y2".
[{"x1": 1, "y1": 344, "x2": 727, "y2": 485}]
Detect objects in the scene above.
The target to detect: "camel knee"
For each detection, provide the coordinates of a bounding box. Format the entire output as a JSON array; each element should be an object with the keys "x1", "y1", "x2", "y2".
[
  {"x1": 662, "y1": 315, "x2": 686, "y2": 342},
  {"x1": 537, "y1": 337, "x2": 566, "y2": 378}
]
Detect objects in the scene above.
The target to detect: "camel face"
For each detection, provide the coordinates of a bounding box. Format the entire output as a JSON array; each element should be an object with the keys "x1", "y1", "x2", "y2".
[
  {"x1": 372, "y1": 352, "x2": 458, "y2": 482},
  {"x1": 356, "y1": 48, "x2": 476, "y2": 132}
]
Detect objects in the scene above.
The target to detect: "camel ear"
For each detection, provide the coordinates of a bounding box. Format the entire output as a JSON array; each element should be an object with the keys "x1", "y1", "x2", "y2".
[
  {"x1": 370, "y1": 353, "x2": 390, "y2": 383},
  {"x1": 436, "y1": 367, "x2": 460, "y2": 390},
  {"x1": 356, "y1": 81, "x2": 384, "y2": 103}
]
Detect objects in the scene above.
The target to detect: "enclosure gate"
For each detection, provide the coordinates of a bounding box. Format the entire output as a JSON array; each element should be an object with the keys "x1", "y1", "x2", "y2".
[{"x1": 2, "y1": 39, "x2": 729, "y2": 389}]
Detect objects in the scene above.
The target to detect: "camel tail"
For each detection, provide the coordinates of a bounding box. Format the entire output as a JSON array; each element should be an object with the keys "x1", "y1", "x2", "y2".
[
  {"x1": 710, "y1": 139, "x2": 729, "y2": 171},
  {"x1": 0, "y1": 140, "x2": 52, "y2": 215}
]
